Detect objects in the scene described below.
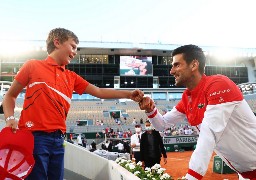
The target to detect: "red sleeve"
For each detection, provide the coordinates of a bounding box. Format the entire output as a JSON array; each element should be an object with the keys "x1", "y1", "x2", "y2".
[
  {"x1": 15, "y1": 60, "x2": 33, "y2": 86},
  {"x1": 175, "y1": 93, "x2": 186, "y2": 114},
  {"x1": 73, "y1": 73, "x2": 89, "y2": 95},
  {"x1": 206, "y1": 76, "x2": 243, "y2": 105}
]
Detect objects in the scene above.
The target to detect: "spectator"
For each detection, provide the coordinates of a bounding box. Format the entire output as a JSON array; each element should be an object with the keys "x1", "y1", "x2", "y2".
[
  {"x1": 118, "y1": 131, "x2": 123, "y2": 138},
  {"x1": 105, "y1": 140, "x2": 110, "y2": 150},
  {"x1": 127, "y1": 128, "x2": 132, "y2": 137},
  {"x1": 178, "y1": 126, "x2": 184, "y2": 135},
  {"x1": 67, "y1": 133, "x2": 74, "y2": 144},
  {"x1": 123, "y1": 139, "x2": 130, "y2": 153},
  {"x1": 105, "y1": 127, "x2": 109, "y2": 137},
  {"x1": 130, "y1": 124, "x2": 142, "y2": 163},
  {"x1": 115, "y1": 140, "x2": 124, "y2": 153},
  {"x1": 82, "y1": 136, "x2": 87, "y2": 148},
  {"x1": 77, "y1": 134, "x2": 83, "y2": 146},
  {"x1": 90, "y1": 140, "x2": 96, "y2": 152},
  {"x1": 96, "y1": 132, "x2": 101, "y2": 138},
  {"x1": 102, "y1": 128, "x2": 106, "y2": 137},
  {"x1": 107, "y1": 140, "x2": 113, "y2": 152},
  {"x1": 101, "y1": 142, "x2": 107, "y2": 150},
  {"x1": 123, "y1": 132, "x2": 128, "y2": 138},
  {"x1": 140, "y1": 120, "x2": 167, "y2": 168},
  {"x1": 140, "y1": 118, "x2": 144, "y2": 124},
  {"x1": 100, "y1": 120, "x2": 104, "y2": 126},
  {"x1": 110, "y1": 128, "x2": 113, "y2": 134},
  {"x1": 132, "y1": 118, "x2": 137, "y2": 125},
  {"x1": 184, "y1": 127, "x2": 193, "y2": 135},
  {"x1": 96, "y1": 120, "x2": 100, "y2": 126},
  {"x1": 95, "y1": 132, "x2": 101, "y2": 144}
]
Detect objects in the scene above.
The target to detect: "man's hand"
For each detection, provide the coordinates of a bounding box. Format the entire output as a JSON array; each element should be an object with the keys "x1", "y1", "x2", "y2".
[
  {"x1": 141, "y1": 161, "x2": 145, "y2": 167},
  {"x1": 6, "y1": 119, "x2": 19, "y2": 133},
  {"x1": 131, "y1": 143, "x2": 136, "y2": 148},
  {"x1": 163, "y1": 157, "x2": 167, "y2": 164},
  {"x1": 130, "y1": 89, "x2": 144, "y2": 102},
  {"x1": 138, "y1": 97, "x2": 155, "y2": 113}
]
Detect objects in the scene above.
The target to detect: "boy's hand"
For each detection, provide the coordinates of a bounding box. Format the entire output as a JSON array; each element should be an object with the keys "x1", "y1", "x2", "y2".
[
  {"x1": 130, "y1": 89, "x2": 144, "y2": 102},
  {"x1": 6, "y1": 119, "x2": 19, "y2": 133}
]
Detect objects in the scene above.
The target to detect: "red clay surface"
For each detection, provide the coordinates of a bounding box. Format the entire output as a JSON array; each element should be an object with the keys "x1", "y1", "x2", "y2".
[{"x1": 160, "y1": 151, "x2": 238, "y2": 180}]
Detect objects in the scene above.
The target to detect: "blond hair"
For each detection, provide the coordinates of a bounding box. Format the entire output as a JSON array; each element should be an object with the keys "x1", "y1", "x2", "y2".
[{"x1": 46, "y1": 28, "x2": 79, "y2": 54}]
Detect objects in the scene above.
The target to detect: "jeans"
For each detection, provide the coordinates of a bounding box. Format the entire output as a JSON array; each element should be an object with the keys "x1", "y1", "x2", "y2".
[{"x1": 26, "y1": 130, "x2": 64, "y2": 180}]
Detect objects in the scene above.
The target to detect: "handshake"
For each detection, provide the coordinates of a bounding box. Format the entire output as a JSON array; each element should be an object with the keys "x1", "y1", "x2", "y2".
[{"x1": 130, "y1": 89, "x2": 155, "y2": 113}]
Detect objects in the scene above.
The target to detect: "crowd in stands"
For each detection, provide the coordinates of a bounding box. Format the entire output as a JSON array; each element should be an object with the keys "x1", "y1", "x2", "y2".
[
  {"x1": 102, "y1": 126, "x2": 133, "y2": 138},
  {"x1": 101, "y1": 139, "x2": 130, "y2": 153},
  {"x1": 163, "y1": 124, "x2": 196, "y2": 136},
  {"x1": 101, "y1": 124, "x2": 197, "y2": 140},
  {"x1": 68, "y1": 121, "x2": 198, "y2": 154}
]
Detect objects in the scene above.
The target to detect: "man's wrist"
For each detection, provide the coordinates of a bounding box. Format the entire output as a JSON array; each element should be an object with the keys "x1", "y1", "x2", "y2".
[
  {"x1": 145, "y1": 109, "x2": 153, "y2": 113},
  {"x1": 145, "y1": 105, "x2": 156, "y2": 113},
  {"x1": 146, "y1": 107, "x2": 158, "y2": 118},
  {"x1": 5, "y1": 116, "x2": 17, "y2": 122}
]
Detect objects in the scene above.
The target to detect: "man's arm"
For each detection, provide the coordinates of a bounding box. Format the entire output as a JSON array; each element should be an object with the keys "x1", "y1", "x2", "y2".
[
  {"x1": 185, "y1": 76, "x2": 245, "y2": 179},
  {"x1": 185, "y1": 102, "x2": 239, "y2": 180},
  {"x1": 139, "y1": 97, "x2": 186, "y2": 131},
  {"x1": 148, "y1": 107, "x2": 186, "y2": 131},
  {"x1": 130, "y1": 135, "x2": 140, "y2": 148},
  {"x1": 84, "y1": 84, "x2": 143, "y2": 102},
  {"x1": 130, "y1": 135, "x2": 136, "y2": 148},
  {"x1": 157, "y1": 131, "x2": 167, "y2": 158},
  {"x1": 3, "y1": 80, "x2": 25, "y2": 131}
]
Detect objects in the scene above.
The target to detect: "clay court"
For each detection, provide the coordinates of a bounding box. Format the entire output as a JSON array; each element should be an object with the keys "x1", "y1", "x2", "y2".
[{"x1": 160, "y1": 151, "x2": 238, "y2": 180}]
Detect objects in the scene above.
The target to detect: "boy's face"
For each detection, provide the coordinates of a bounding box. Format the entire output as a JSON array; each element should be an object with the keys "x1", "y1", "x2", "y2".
[{"x1": 55, "y1": 38, "x2": 78, "y2": 66}]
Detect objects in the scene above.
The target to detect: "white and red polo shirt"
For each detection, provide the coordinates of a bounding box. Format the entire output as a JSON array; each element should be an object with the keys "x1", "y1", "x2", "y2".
[{"x1": 147, "y1": 74, "x2": 256, "y2": 179}]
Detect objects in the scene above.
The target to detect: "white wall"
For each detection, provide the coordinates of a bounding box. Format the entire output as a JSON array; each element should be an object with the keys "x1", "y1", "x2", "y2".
[
  {"x1": 64, "y1": 142, "x2": 140, "y2": 180},
  {"x1": 64, "y1": 142, "x2": 109, "y2": 180},
  {"x1": 108, "y1": 161, "x2": 140, "y2": 180}
]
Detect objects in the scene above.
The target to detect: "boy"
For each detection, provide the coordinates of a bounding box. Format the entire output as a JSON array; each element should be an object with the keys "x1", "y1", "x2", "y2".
[{"x1": 3, "y1": 28, "x2": 143, "y2": 180}]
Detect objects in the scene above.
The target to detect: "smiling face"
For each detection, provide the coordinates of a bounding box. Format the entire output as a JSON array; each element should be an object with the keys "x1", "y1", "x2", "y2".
[
  {"x1": 52, "y1": 38, "x2": 78, "y2": 66},
  {"x1": 170, "y1": 54, "x2": 195, "y2": 87},
  {"x1": 170, "y1": 45, "x2": 205, "y2": 89},
  {"x1": 46, "y1": 28, "x2": 79, "y2": 66}
]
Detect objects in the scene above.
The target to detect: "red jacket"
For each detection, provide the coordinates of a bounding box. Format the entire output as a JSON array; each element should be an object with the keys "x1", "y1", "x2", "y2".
[{"x1": 146, "y1": 74, "x2": 256, "y2": 179}]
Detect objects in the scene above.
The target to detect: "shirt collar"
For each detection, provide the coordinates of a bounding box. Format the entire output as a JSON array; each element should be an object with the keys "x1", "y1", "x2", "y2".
[
  {"x1": 45, "y1": 56, "x2": 66, "y2": 71},
  {"x1": 186, "y1": 74, "x2": 207, "y2": 96}
]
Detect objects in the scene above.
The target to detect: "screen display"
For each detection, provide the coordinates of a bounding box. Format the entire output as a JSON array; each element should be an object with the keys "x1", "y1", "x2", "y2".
[
  {"x1": 109, "y1": 110, "x2": 121, "y2": 119},
  {"x1": 120, "y1": 56, "x2": 153, "y2": 76}
]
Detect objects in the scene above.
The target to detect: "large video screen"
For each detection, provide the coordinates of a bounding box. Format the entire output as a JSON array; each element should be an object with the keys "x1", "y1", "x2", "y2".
[{"x1": 120, "y1": 56, "x2": 153, "y2": 76}]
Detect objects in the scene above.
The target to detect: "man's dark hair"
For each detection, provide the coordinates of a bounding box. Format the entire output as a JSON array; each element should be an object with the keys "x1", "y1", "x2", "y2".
[
  {"x1": 172, "y1": 44, "x2": 206, "y2": 74},
  {"x1": 145, "y1": 120, "x2": 151, "y2": 124},
  {"x1": 135, "y1": 124, "x2": 141, "y2": 128}
]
